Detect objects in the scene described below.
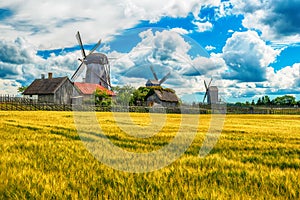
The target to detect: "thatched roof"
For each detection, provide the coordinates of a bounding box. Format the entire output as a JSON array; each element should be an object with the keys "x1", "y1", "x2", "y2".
[
  {"x1": 23, "y1": 77, "x2": 69, "y2": 95},
  {"x1": 154, "y1": 90, "x2": 179, "y2": 102}
]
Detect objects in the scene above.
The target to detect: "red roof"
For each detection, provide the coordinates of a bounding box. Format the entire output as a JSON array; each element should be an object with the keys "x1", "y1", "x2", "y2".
[{"x1": 74, "y1": 82, "x2": 115, "y2": 96}]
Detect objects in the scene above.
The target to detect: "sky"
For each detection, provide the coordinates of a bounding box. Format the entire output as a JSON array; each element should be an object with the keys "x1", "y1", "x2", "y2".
[{"x1": 0, "y1": 0, "x2": 299, "y2": 103}]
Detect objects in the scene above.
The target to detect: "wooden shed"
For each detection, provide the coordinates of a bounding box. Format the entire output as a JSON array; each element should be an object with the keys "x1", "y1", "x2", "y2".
[{"x1": 23, "y1": 74, "x2": 74, "y2": 104}]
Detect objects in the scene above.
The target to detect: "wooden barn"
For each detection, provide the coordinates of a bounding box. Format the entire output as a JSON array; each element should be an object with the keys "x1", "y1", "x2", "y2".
[
  {"x1": 146, "y1": 89, "x2": 179, "y2": 107},
  {"x1": 23, "y1": 73, "x2": 74, "y2": 104}
]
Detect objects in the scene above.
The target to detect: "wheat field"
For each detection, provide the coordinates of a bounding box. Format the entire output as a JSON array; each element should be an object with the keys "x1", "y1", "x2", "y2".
[{"x1": 0, "y1": 111, "x2": 299, "y2": 199}]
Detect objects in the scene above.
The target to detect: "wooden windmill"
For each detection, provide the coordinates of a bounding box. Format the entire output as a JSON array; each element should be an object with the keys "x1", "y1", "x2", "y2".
[
  {"x1": 145, "y1": 65, "x2": 171, "y2": 87},
  {"x1": 71, "y1": 31, "x2": 111, "y2": 89},
  {"x1": 203, "y1": 78, "x2": 218, "y2": 104}
]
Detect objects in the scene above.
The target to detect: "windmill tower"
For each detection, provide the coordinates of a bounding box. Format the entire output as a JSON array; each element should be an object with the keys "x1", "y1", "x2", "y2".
[
  {"x1": 203, "y1": 78, "x2": 218, "y2": 104},
  {"x1": 71, "y1": 31, "x2": 111, "y2": 89},
  {"x1": 145, "y1": 65, "x2": 171, "y2": 87}
]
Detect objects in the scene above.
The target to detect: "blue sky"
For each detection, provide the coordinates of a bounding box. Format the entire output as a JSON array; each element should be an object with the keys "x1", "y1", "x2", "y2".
[{"x1": 0, "y1": 0, "x2": 299, "y2": 103}]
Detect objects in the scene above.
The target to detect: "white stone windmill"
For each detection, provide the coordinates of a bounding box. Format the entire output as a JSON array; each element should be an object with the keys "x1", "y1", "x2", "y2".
[{"x1": 71, "y1": 31, "x2": 111, "y2": 89}]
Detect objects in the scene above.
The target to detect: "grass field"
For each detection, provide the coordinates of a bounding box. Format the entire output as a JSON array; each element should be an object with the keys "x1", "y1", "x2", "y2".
[{"x1": 0, "y1": 111, "x2": 299, "y2": 199}]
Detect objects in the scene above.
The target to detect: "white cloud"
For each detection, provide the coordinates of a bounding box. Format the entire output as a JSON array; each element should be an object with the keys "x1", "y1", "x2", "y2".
[
  {"x1": 205, "y1": 45, "x2": 216, "y2": 51},
  {"x1": 188, "y1": 53, "x2": 226, "y2": 77},
  {"x1": 266, "y1": 63, "x2": 300, "y2": 90},
  {"x1": 170, "y1": 28, "x2": 192, "y2": 35},
  {"x1": 111, "y1": 29, "x2": 193, "y2": 84},
  {"x1": 0, "y1": 79, "x2": 22, "y2": 95},
  {"x1": 222, "y1": 31, "x2": 281, "y2": 82},
  {"x1": 231, "y1": 0, "x2": 300, "y2": 44},
  {"x1": 0, "y1": 0, "x2": 215, "y2": 49},
  {"x1": 193, "y1": 21, "x2": 213, "y2": 32},
  {"x1": 0, "y1": 36, "x2": 80, "y2": 87}
]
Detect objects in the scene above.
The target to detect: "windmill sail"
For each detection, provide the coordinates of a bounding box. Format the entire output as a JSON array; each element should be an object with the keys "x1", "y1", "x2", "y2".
[
  {"x1": 159, "y1": 72, "x2": 171, "y2": 85},
  {"x1": 71, "y1": 31, "x2": 111, "y2": 89},
  {"x1": 150, "y1": 65, "x2": 158, "y2": 81}
]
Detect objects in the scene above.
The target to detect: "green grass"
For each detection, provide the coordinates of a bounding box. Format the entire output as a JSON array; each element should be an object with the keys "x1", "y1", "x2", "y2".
[{"x1": 0, "y1": 111, "x2": 299, "y2": 199}]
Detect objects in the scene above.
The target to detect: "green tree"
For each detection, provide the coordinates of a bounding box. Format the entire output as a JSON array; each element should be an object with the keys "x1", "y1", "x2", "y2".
[
  {"x1": 256, "y1": 97, "x2": 262, "y2": 105},
  {"x1": 94, "y1": 89, "x2": 111, "y2": 106},
  {"x1": 261, "y1": 96, "x2": 265, "y2": 105},
  {"x1": 263, "y1": 96, "x2": 271, "y2": 105},
  {"x1": 273, "y1": 95, "x2": 296, "y2": 106},
  {"x1": 112, "y1": 85, "x2": 136, "y2": 106},
  {"x1": 17, "y1": 86, "x2": 28, "y2": 94},
  {"x1": 131, "y1": 87, "x2": 151, "y2": 106}
]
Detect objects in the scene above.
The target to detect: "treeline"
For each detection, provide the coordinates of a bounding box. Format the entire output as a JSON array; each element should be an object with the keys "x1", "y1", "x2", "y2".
[
  {"x1": 94, "y1": 85, "x2": 175, "y2": 106},
  {"x1": 235, "y1": 95, "x2": 300, "y2": 107}
]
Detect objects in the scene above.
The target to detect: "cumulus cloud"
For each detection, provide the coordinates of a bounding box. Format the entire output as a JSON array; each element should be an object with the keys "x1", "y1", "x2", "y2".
[
  {"x1": 111, "y1": 29, "x2": 192, "y2": 81},
  {"x1": 0, "y1": 37, "x2": 37, "y2": 64},
  {"x1": 0, "y1": 79, "x2": 22, "y2": 95},
  {"x1": 184, "y1": 53, "x2": 226, "y2": 77},
  {"x1": 266, "y1": 63, "x2": 300, "y2": 92},
  {"x1": 0, "y1": 0, "x2": 217, "y2": 49},
  {"x1": 231, "y1": 0, "x2": 300, "y2": 43},
  {"x1": 0, "y1": 37, "x2": 80, "y2": 92},
  {"x1": 222, "y1": 31, "x2": 280, "y2": 82}
]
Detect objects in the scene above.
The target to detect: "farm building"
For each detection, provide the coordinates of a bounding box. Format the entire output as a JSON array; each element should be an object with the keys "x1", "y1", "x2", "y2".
[
  {"x1": 73, "y1": 82, "x2": 115, "y2": 104},
  {"x1": 23, "y1": 73, "x2": 74, "y2": 104},
  {"x1": 146, "y1": 89, "x2": 179, "y2": 107}
]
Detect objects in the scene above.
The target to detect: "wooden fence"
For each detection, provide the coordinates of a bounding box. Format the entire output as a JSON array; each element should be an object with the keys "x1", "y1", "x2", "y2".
[{"x1": 0, "y1": 95, "x2": 299, "y2": 114}]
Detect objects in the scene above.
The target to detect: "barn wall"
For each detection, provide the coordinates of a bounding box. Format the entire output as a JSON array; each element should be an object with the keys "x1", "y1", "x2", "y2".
[
  {"x1": 54, "y1": 79, "x2": 74, "y2": 104},
  {"x1": 146, "y1": 94, "x2": 162, "y2": 106},
  {"x1": 38, "y1": 95, "x2": 54, "y2": 103}
]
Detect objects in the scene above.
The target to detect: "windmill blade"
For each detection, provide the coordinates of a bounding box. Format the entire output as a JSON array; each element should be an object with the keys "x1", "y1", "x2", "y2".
[
  {"x1": 76, "y1": 31, "x2": 86, "y2": 59},
  {"x1": 203, "y1": 80, "x2": 209, "y2": 103},
  {"x1": 208, "y1": 78, "x2": 213, "y2": 88},
  {"x1": 203, "y1": 91, "x2": 208, "y2": 103},
  {"x1": 159, "y1": 72, "x2": 171, "y2": 85},
  {"x1": 150, "y1": 65, "x2": 158, "y2": 81},
  {"x1": 204, "y1": 80, "x2": 208, "y2": 90},
  {"x1": 71, "y1": 62, "x2": 85, "y2": 82},
  {"x1": 88, "y1": 39, "x2": 101, "y2": 56}
]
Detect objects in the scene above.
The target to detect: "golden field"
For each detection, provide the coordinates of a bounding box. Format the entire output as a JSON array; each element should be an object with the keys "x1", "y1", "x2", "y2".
[{"x1": 0, "y1": 111, "x2": 299, "y2": 199}]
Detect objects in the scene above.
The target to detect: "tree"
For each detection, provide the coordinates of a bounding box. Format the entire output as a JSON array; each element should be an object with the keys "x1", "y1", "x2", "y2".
[
  {"x1": 263, "y1": 96, "x2": 271, "y2": 105},
  {"x1": 256, "y1": 97, "x2": 262, "y2": 105},
  {"x1": 235, "y1": 102, "x2": 243, "y2": 106},
  {"x1": 131, "y1": 87, "x2": 151, "y2": 106},
  {"x1": 273, "y1": 95, "x2": 296, "y2": 106},
  {"x1": 261, "y1": 96, "x2": 265, "y2": 105},
  {"x1": 94, "y1": 89, "x2": 111, "y2": 106},
  {"x1": 17, "y1": 86, "x2": 28, "y2": 94},
  {"x1": 112, "y1": 85, "x2": 136, "y2": 106},
  {"x1": 251, "y1": 100, "x2": 255, "y2": 106}
]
